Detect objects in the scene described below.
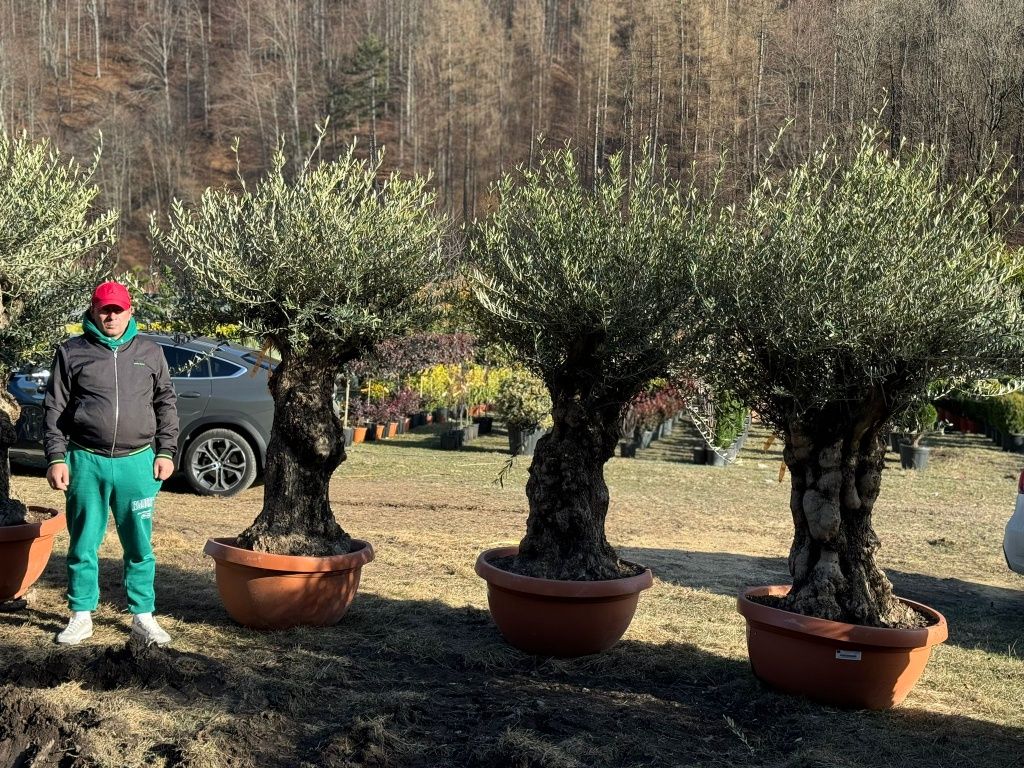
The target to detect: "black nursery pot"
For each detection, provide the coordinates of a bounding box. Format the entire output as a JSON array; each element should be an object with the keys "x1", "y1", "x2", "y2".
[
  {"x1": 899, "y1": 444, "x2": 930, "y2": 470},
  {"x1": 705, "y1": 446, "x2": 727, "y2": 468},
  {"x1": 440, "y1": 428, "x2": 464, "y2": 450}
]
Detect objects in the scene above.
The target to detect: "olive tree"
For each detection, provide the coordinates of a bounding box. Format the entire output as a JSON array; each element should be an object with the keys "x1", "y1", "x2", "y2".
[
  {"x1": 470, "y1": 148, "x2": 718, "y2": 580},
  {"x1": 0, "y1": 132, "x2": 114, "y2": 526},
  {"x1": 151, "y1": 141, "x2": 445, "y2": 556},
  {"x1": 696, "y1": 126, "x2": 1024, "y2": 626}
]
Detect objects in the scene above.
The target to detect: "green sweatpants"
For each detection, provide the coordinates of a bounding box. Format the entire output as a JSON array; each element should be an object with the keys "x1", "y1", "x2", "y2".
[{"x1": 65, "y1": 445, "x2": 163, "y2": 614}]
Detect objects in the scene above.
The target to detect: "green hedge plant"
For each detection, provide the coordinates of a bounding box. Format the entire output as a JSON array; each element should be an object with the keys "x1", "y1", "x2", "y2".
[{"x1": 493, "y1": 368, "x2": 551, "y2": 430}]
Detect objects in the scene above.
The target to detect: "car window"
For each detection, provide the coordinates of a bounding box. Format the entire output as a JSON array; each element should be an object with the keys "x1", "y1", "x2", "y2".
[
  {"x1": 160, "y1": 345, "x2": 209, "y2": 378},
  {"x1": 240, "y1": 352, "x2": 276, "y2": 371},
  {"x1": 210, "y1": 357, "x2": 245, "y2": 378}
]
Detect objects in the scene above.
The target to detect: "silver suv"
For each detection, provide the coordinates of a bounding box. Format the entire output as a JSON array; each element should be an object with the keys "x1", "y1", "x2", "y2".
[{"x1": 8, "y1": 334, "x2": 274, "y2": 497}]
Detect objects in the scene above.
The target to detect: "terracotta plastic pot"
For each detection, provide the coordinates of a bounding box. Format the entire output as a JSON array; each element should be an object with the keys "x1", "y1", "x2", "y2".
[
  {"x1": 372, "y1": 424, "x2": 385, "y2": 440},
  {"x1": 203, "y1": 537, "x2": 374, "y2": 629},
  {"x1": 475, "y1": 546, "x2": 654, "y2": 657},
  {"x1": 0, "y1": 507, "x2": 66, "y2": 602},
  {"x1": 351, "y1": 426, "x2": 367, "y2": 444},
  {"x1": 737, "y1": 585, "x2": 948, "y2": 709}
]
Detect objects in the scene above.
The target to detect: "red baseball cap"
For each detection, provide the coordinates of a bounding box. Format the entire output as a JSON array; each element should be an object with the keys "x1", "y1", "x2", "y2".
[{"x1": 91, "y1": 281, "x2": 132, "y2": 311}]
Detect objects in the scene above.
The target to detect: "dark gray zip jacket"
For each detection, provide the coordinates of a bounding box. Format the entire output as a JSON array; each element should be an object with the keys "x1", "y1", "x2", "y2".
[{"x1": 43, "y1": 334, "x2": 179, "y2": 462}]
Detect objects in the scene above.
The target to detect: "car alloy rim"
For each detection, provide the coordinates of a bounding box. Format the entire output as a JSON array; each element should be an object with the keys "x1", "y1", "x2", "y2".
[{"x1": 190, "y1": 437, "x2": 248, "y2": 492}]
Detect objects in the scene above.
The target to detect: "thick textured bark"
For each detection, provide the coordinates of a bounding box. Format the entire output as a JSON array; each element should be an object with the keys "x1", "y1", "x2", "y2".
[
  {"x1": 237, "y1": 357, "x2": 351, "y2": 556},
  {"x1": 0, "y1": 389, "x2": 27, "y2": 526},
  {"x1": 781, "y1": 407, "x2": 915, "y2": 627},
  {"x1": 514, "y1": 393, "x2": 624, "y2": 580}
]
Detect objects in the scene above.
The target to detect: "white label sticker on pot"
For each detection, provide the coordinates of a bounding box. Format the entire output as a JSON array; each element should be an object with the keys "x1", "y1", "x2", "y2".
[{"x1": 836, "y1": 650, "x2": 862, "y2": 661}]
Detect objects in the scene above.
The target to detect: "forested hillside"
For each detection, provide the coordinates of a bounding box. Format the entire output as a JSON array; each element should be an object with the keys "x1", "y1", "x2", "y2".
[{"x1": 1, "y1": 0, "x2": 1022, "y2": 264}]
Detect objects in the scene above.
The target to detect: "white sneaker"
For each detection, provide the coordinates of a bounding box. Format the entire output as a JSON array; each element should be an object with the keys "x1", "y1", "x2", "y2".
[
  {"x1": 56, "y1": 613, "x2": 93, "y2": 645},
  {"x1": 131, "y1": 613, "x2": 171, "y2": 647}
]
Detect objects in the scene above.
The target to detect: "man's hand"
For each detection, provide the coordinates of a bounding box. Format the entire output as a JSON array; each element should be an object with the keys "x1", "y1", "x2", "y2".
[
  {"x1": 154, "y1": 457, "x2": 175, "y2": 481},
  {"x1": 47, "y1": 463, "x2": 69, "y2": 491}
]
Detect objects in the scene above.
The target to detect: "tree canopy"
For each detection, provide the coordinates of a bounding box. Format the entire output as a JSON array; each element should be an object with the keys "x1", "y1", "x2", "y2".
[
  {"x1": 696, "y1": 124, "x2": 1024, "y2": 433},
  {"x1": 151, "y1": 137, "x2": 446, "y2": 366},
  {"x1": 0, "y1": 131, "x2": 114, "y2": 380},
  {"x1": 470, "y1": 146, "x2": 718, "y2": 405}
]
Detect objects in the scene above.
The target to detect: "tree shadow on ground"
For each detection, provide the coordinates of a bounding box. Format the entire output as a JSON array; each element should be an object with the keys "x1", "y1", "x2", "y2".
[
  {"x1": 358, "y1": 429, "x2": 515, "y2": 456},
  {"x1": 624, "y1": 547, "x2": 1024, "y2": 655},
  {"x1": 364, "y1": 439, "x2": 514, "y2": 456},
  {"x1": 5, "y1": 554, "x2": 1024, "y2": 766}
]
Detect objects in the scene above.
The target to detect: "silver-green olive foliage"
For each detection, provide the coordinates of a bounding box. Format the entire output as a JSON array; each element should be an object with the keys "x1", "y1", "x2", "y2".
[
  {"x1": 696, "y1": 125, "x2": 1024, "y2": 430},
  {"x1": 150, "y1": 141, "x2": 446, "y2": 364},
  {"x1": 0, "y1": 131, "x2": 114, "y2": 379},
  {"x1": 470, "y1": 148, "x2": 717, "y2": 402}
]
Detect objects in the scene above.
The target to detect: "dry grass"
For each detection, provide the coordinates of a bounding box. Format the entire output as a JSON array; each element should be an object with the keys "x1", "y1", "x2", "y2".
[{"x1": 2, "y1": 421, "x2": 1023, "y2": 767}]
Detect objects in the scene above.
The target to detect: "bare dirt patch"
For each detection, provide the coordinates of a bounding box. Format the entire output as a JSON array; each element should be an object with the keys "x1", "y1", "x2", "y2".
[{"x1": 0, "y1": 684, "x2": 91, "y2": 767}]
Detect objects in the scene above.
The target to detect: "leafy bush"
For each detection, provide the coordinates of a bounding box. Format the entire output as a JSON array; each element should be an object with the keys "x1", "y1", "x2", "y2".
[
  {"x1": 712, "y1": 396, "x2": 748, "y2": 448},
  {"x1": 348, "y1": 333, "x2": 475, "y2": 379},
  {"x1": 896, "y1": 400, "x2": 937, "y2": 445},
  {"x1": 417, "y1": 364, "x2": 458, "y2": 410},
  {"x1": 494, "y1": 368, "x2": 551, "y2": 429},
  {"x1": 1003, "y1": 394, "x2": 1024, "y2": 434},
  {"x1": 986, "y1": 393, "x2": 1024, "y2": 434}
]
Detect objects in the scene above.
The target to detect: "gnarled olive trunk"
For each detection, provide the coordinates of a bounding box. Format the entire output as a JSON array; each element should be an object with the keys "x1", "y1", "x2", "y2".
[
  {"x1": 782, "y1": 410, "x2": 915, "y2": 627},
  {"x1": 0, "y1": 388, "x2": 27, "y2": 527},
  {"x1": 238, "y1": 357, "x2": 352, "y2": 556},
  {"x1": 514, "y1": 394, "x2": 624, "y2": 580}
]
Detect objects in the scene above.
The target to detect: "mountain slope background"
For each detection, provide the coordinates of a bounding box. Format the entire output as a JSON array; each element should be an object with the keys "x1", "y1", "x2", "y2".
[{"x1": 1, "y1": 0, "x2": 1022, "y2": 266}]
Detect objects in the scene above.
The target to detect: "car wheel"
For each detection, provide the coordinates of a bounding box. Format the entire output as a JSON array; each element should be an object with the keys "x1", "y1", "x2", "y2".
[{"x1": 183, "y1": 428, "x2": 258, "y2": 497}]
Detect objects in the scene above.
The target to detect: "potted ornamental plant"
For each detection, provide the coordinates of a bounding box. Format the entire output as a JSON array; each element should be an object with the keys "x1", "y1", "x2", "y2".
[
  {"x1": 897, "y1": 400, "x2": 938, "y2": 470},
  {"x1": 618, "y1": 405, "x2": 640, "y2": 458},
  {"x1": 469, "y1": 146, "x2": 717, "y2": 655},
  {"x1": 696, "y1": 125, "x2": 1024, "y2": 708},
  {"x1": 703, "y1": 393, "x2": 748, "y2": 468},
  {"x1": 493, "y1": 368, "x2": 551, "y2": 457},
  {"x1": 151, "y1": 132, "x2": 445, "y2": 629},
  {"x1": 0, "y1": 130, "x2": 114, "y2": 606}
]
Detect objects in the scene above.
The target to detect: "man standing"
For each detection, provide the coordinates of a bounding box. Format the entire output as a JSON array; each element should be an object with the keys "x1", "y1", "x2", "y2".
[{"x1": 44, "y1": 281, "x2": 178, "y2": 646}]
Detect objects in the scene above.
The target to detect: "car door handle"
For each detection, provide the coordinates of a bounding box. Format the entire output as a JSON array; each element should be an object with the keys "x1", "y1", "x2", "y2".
[{"x1": 179, "y1": 392, "x2": 203, "y2": 399}]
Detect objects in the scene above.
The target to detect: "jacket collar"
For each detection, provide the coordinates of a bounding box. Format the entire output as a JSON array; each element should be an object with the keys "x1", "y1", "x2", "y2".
[{"x1": 81, "y1": 312, "x2": 138, "y2": 350}]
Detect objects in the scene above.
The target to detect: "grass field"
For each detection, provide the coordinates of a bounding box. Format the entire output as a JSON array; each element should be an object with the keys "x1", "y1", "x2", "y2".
[{"x1": 1, "y1": 422, "x2": 1023, "y2": 767}]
